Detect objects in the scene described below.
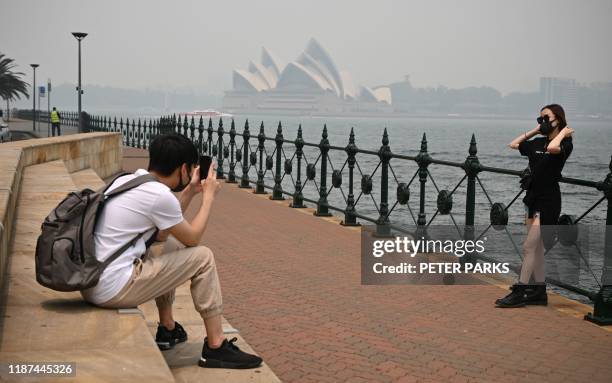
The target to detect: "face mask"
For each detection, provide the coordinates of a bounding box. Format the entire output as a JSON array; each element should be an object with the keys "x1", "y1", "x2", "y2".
[
  {"x1": 537, "y1": 115, "x2": 555, "y2": 135},
  {"x1": 171, "y1": 165, "x2": 192, "y2": 192}
]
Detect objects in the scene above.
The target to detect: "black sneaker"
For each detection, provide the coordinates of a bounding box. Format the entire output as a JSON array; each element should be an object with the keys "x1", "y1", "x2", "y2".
[
  {"x1": 155, "y1": 321, "x2": 188, "y2": 351},
  {"x1": 199, "y1": 337, "x2": 263, "y2": 369},
  {"x1": 524, "y1": 284, "x2": 548, "y2": 305},
  {"x1": 495, "y1": 284, "x2": 527, "y2": 308}
]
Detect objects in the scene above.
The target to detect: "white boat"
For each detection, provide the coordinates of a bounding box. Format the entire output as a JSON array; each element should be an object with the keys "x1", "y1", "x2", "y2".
[{"x1": 182, "y1": 109, "x2": 233, "y2": 118}]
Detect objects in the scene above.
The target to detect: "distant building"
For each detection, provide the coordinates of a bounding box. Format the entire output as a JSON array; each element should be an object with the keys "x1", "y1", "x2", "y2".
[
  {"x1": 540, "y1": 77, "x2": 578, "y2": 114},
  {"x1": 223, "y1": 39, "x2": 392, "y2": 116}
]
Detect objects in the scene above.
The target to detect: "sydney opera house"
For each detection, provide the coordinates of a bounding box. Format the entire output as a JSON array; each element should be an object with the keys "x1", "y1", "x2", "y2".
[{"x1": 222, "y1": 39, "x2": 393, "y2": 116}]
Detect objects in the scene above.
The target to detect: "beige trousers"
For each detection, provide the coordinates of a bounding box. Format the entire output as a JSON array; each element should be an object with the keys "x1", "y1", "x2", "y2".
[{"x1": 95, "y1": 236, "x2": 223, "y2": 320}]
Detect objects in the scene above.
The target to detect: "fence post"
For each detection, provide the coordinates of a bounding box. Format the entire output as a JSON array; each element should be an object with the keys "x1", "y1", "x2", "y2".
[
  {"x1": 585, "y1": 155, "x2": 612, "y2": 325},
  {"x1": 182, "y1": 116, "x2": 188, "y2": 138},
  {"x1": 463, "y1": 134, "x2": 481, "y2": 247},
  {"x1": 315, "y1": 124, "x2": 332, "y2": 217},
  {"x1": 216, "y1": 119, "x2": 225, "y2": 179},
  {"x1": 416, "y1": 133, "x2": 431, "y2": 229},
  {"x1": 126, "y1": 118, "x2": 133, "y2": 147},
  {"x1": 197, "y1": 116, "x2": 204, "y2": 155},
  {"x1": 137, "y1": 119, "x2": 142, "y2": 148},
  {"x1": 81, "y1": 111, "x2": 89, "y2": 132},
  {"x1": 189, "y1": 116, "x2": 196, "y2": 143},
  {"x1": 376, "y1": 128, "x2": 392, "y2": 236},
  {"x1": 119, "y1": 118, "x2": 125, "y2": 145},
  {"x1": 228, "y1": 119, "x2": 237, "y2": 183},
  {"x1": 207, "y1": 118, "x2": 214, "y2": 154},
  {"x1": 342, "y1": 127, "x2": 359, "y2": 226},
  {"x1": 255, "y1": 122, "x2": 266, "y2": 194},
  {"x1": 271, "y1": 121, "x2": 285, "y2": 200},
  {"x1": 131, "y1": 119, "x2": 136, "y2": 147},
  {"x1": 143, "y1": 120, "x2": 149, "y2": 150},
  {"x1": 290, "y1": 124, "x2": 306, "y2": 208},
  {"x1": 240, "y1": 120, "x2": 251, "y2": 189}
]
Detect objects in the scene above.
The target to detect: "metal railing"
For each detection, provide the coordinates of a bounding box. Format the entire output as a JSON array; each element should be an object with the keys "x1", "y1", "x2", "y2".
[
  {"x1": 14, "y1": 110, "x2": 612, "y2": 324},
  {"x1": 15, "y1": 109, "x2": 80, "y2": 128}
]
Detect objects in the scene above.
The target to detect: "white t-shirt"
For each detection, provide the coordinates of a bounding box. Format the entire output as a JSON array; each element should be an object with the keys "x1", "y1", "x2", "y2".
[{"x1": 80, "y1": 169, "x2": 183, "y2": 304}]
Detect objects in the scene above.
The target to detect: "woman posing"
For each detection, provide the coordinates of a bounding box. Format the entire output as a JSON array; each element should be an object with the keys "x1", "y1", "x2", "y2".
[{"x1": 496, "y1": 104, "x2": 574, "y2": 308}]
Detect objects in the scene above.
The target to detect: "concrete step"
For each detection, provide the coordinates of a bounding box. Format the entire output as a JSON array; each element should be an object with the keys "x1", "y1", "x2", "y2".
[
  {"x1": 70, "y1": 168, "x2": 106, "y2": 191},
  {"x1": 0, "y1": 160, "x2": 175, "y2": 382},
  {"x1": 140, "y1": 283, "x2": 281, "y2": 383}
]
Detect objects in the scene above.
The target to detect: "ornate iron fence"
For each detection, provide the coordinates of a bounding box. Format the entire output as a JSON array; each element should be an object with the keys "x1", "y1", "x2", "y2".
[{"x1": 13, "y1": 110, "x2": 612, "y2": 324}]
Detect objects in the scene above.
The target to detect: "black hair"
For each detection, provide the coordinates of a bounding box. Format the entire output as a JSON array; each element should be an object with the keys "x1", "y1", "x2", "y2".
[
  {"x1": 148, "y1": 134, "x2": 198, "y2": 176},
  {"x1": 541, "y1": 104, "x2": 567, "y2": 130}
]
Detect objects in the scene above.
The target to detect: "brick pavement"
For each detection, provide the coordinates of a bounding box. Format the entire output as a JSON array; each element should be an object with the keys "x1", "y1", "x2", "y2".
[{"x1": 123, "y1": 148, "x2": 612, "y2": 383}]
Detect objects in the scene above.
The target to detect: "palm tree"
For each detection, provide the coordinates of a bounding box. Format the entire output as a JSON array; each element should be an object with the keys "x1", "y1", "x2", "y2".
[{"x1": 0, "y1": 53, "x2": 30, "y2": 120}]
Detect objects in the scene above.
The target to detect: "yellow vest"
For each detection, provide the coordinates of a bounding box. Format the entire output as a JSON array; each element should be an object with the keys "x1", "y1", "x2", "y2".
[{"x1": 51, "y1": 110, "x2": 60, "y2": 123}]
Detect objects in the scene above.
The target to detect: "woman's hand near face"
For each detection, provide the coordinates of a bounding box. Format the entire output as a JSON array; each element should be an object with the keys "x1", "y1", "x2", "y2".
[{"x1": 509, "y1": 125, "x2": 540, "y2": 149}]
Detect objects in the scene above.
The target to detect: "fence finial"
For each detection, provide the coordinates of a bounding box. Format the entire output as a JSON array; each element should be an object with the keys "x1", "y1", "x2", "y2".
[{"x1": 420, "y1": 132, "x2": 427, "y2": 153}]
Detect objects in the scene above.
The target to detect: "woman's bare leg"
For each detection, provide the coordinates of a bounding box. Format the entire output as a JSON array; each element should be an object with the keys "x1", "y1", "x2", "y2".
[
  {"x1": 519, "y1": 216, "x2": 541, "y2": 284},
  {"x1": 532, "y1": 221, "x2": 546, "y2": 283}
]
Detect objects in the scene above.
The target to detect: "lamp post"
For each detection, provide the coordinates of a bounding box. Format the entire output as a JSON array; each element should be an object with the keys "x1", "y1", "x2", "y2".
[
  {"x1": 72, "y1": 32, "x2": 87, "y2": 133},
  {"x1": 30, "y1": 64, "x2": 39, "y2": 131},
  {"x1": 47, "y1": 79, "x2": 51, "y2": 136}
]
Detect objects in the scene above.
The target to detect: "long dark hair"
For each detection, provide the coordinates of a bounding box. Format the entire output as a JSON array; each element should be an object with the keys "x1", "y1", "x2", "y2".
[{"x1": 541, "y1": 104, "x2": 567, "y2": 130}]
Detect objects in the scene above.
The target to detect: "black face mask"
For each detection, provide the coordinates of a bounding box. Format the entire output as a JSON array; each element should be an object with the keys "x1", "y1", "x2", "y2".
[
  {"x1": 537, "y1": 115, "x2": 554, "y2": 135},
  {"x1": 171, "y1": 166, "x2": 191, "y2": 192}
]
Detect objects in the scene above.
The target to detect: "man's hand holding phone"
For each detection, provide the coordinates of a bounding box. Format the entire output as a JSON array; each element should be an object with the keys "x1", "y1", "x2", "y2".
[
  {"x1": 202, "y1": 161, "x2": 221, "y2": 201},
  {"x1": 188, "y1": 165, "x2": 203, "y2": 194}
]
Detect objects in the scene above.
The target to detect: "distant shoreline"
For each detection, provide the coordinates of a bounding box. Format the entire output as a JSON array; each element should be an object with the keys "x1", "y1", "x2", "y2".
[
  {"x1": 11, "y1": 107, "x2": 611, "y2": 123},
  {"x1": 229, "y1": 111, "x2": 612, "y2": 123}
]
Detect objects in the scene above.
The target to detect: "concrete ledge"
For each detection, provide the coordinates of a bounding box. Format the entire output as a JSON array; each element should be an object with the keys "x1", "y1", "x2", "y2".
[
  {"x1": 0, "y1": 133, "x2": 121, "y2": 298},
  {"x1": 0, "y1": 160, "x2": 174, "y2": 382},
  {"x1": 4, "y1": 133, "x2": 122, "y2": 178}
]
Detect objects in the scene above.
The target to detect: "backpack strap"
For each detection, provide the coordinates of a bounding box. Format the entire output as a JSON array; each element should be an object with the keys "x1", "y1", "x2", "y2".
[
  {"x1": 101, "y1": 171, "x2": 132, "y2": 194},
  {"x1": 101, "y1": 230, "x2": 149, "y2": 269},
  {"x1": 98, "y1": 173, "x2": 161, "y2": 269},
  {"x1": 105, "y1": 173, "x2": 159, "y2": 199}
]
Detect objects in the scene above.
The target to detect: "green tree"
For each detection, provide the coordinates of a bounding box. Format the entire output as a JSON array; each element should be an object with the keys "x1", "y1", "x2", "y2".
[{"x1": 0, "y1": 53, "x2": 30, "y2": 120}]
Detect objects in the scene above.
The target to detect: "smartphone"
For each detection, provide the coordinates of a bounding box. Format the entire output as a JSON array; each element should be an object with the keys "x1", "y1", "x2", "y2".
[{"x1": 199, "y1": 155, "x2": 213, "y2": 180}]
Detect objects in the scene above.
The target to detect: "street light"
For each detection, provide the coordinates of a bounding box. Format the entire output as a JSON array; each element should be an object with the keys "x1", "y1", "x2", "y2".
[
  {"x1": 30, "y1": 64, "x2": 39, "y2": 131},
  {"x1": 72, "y1": 32, "x2": 87, "y2": 133}
]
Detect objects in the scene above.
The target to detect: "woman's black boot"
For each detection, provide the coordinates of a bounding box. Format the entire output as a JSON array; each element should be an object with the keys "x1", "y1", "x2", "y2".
[
  {"x1": 495, "y1": 284, "x2": 527, "y2": 308},
  {"x1": 524, "y1": 284, "x2": 548, "y2": 305}
]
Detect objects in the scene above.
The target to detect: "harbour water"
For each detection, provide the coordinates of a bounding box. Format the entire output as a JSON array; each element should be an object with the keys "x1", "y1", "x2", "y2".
[{"x1": 228, "y1": 115, "x2": 611, "y2": 224}]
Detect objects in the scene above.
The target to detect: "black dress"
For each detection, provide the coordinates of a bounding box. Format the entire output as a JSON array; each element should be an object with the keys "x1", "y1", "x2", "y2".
[{"x1": 519, "y1": 136, "x2": 573, "y2": 248}]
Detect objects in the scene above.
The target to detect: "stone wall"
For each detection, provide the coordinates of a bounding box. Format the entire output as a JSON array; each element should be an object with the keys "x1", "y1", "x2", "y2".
[{"x1": 0, "y1": 132, "x2": 122, "y2": 295}]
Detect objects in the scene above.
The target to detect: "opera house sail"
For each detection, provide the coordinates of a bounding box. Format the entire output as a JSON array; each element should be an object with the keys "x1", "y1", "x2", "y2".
[{"x1": 223, "y1": 38, "x2": 392, "y2": 116}]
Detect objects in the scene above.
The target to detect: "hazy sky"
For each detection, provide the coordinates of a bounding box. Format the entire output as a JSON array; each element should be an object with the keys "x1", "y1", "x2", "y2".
[{"x1": 1, "y1": 0, "x2": 611, "y2": 95}]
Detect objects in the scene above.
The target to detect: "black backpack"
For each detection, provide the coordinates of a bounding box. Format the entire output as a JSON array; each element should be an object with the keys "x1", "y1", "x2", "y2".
[{"x1": 35, "y1": 172, "x2": 158, "y2": 291}]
